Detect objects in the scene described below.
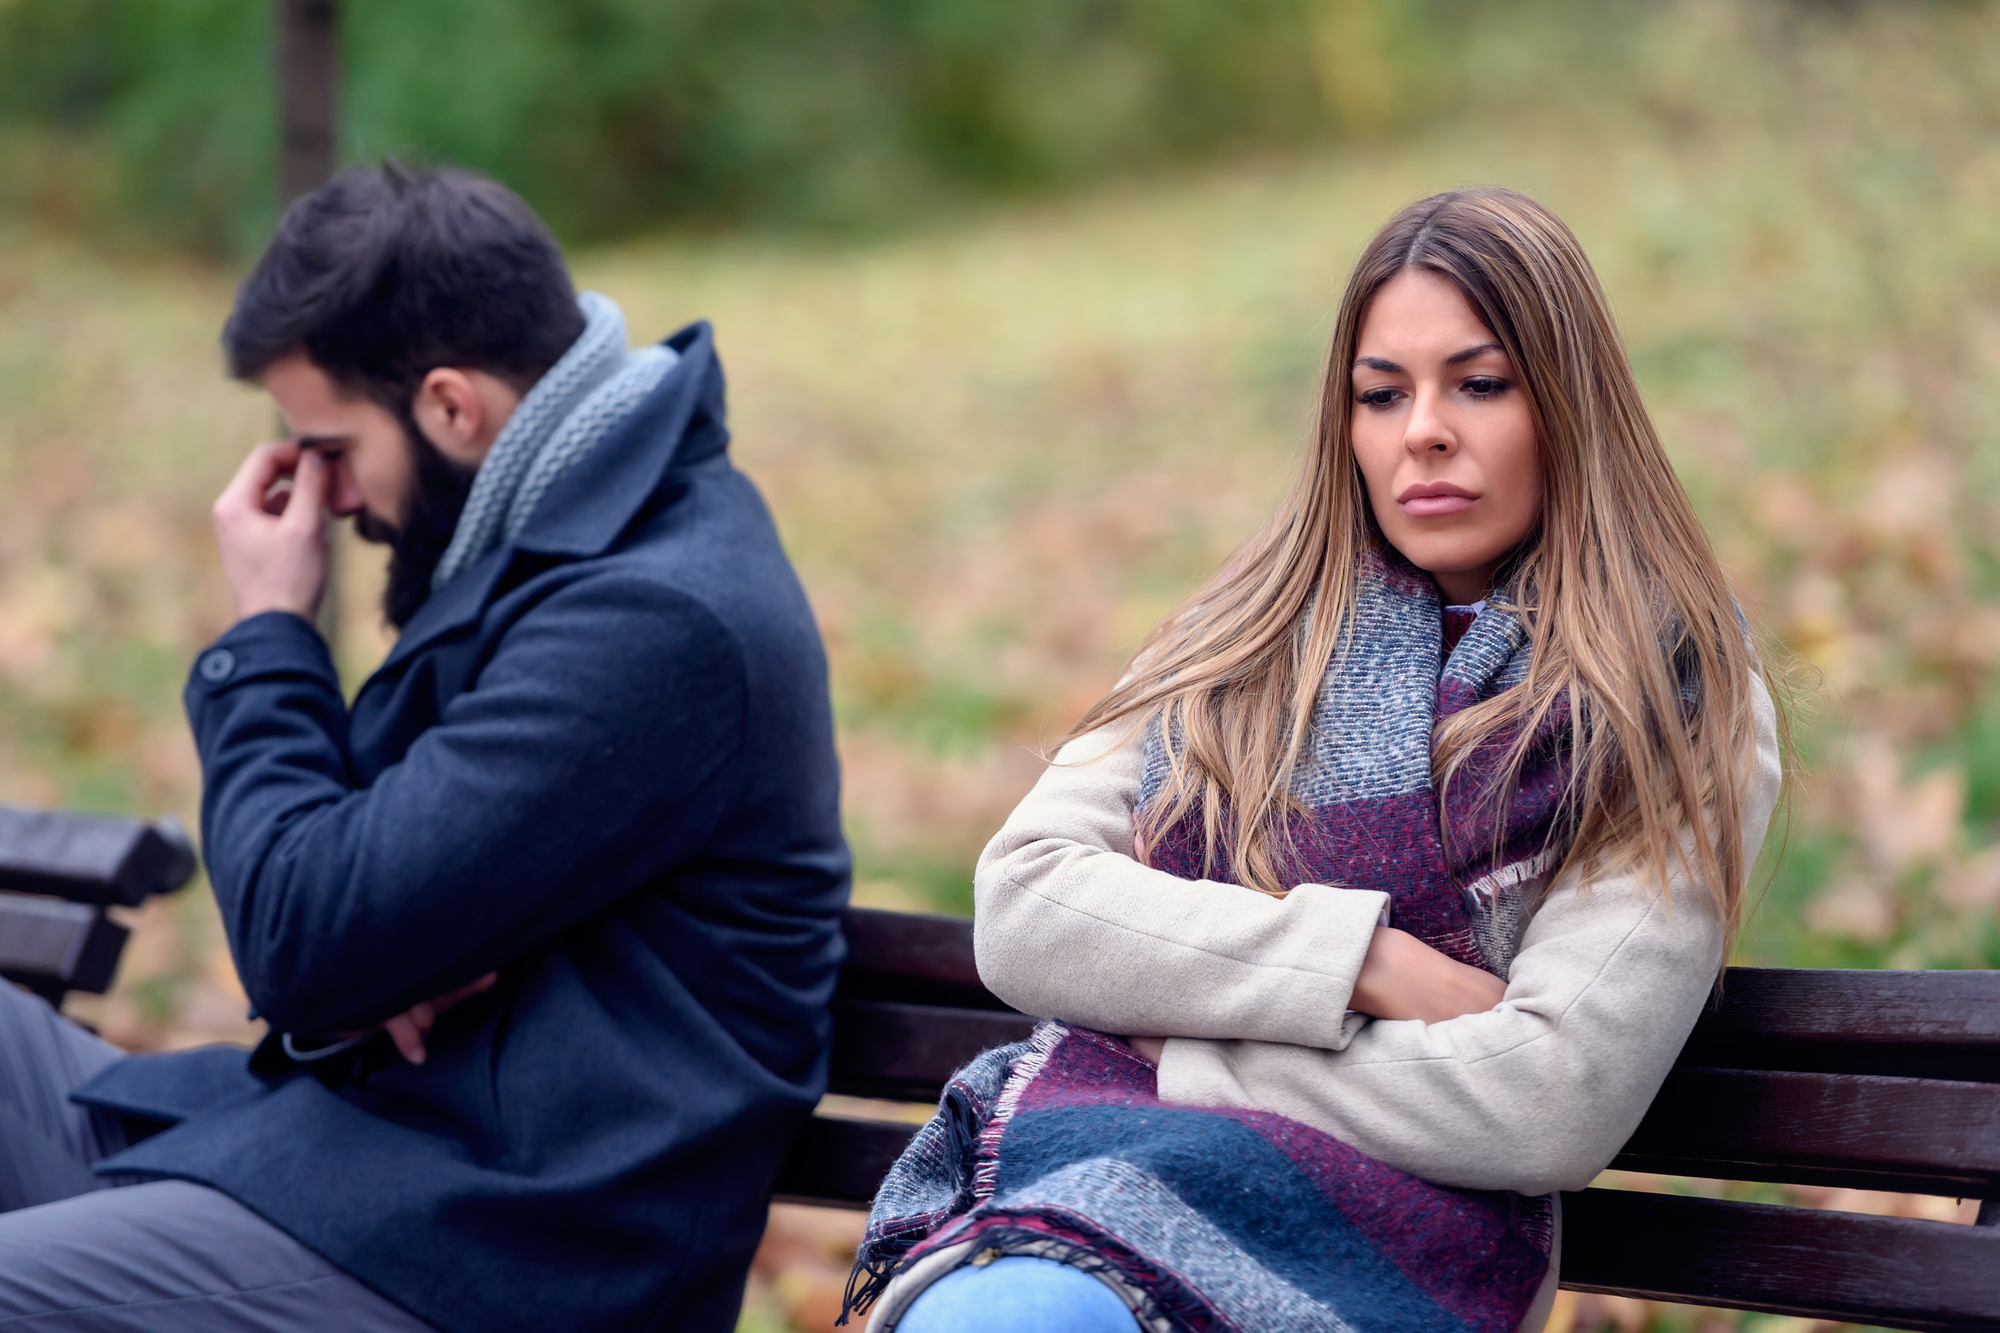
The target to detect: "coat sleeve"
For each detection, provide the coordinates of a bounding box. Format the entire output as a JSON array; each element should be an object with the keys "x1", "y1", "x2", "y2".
[
  {"x1": 972, "y1": 723, "x2": 1389, "y2": 1048},
  {"x1": 186, "y1": 576, "x2": 747, "y2": 1035},
  {"x1": 1152, "y1": 675, "x2": 1785, "y2": 1196}
]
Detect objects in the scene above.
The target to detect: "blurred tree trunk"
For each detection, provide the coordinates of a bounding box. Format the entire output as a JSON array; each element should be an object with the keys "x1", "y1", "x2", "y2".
[
  {"x1": 280, "y1": 0, "x2": 339, "y2": 204},
  {"x1": 278, "y1": 0, "x2": 345, "y2": 659}
]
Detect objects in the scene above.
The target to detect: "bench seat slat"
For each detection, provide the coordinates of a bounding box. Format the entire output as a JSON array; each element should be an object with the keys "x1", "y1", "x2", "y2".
[
  {"x1": 1560, "y1": 1187, "x2": 2000, "y2": 1332},
  {"x1": 1620, "y1": 1067, "x2": 2000, "y2": 1193}
]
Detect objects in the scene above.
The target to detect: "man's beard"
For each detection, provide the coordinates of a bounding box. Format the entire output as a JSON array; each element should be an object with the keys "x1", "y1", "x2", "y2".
[{"x1": 354, "y1": 427, "x2": 476, "y2": 630}]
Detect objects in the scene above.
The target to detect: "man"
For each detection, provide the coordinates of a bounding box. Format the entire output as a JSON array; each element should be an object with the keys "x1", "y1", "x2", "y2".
[{"x1": 0, "y1": 163, "x2": 850, "y2": 1331}]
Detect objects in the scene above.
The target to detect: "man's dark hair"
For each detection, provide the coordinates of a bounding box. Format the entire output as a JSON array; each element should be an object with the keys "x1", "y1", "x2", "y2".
[
  {"x1": 224, "y1": 162, "x2": 586, "y2": 628},
  {"x1": 224, "y1": 160, "x2": 584, "y2": 405}
]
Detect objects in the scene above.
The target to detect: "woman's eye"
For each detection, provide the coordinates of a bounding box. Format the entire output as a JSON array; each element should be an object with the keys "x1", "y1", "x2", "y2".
[
  {"x1": 1357, "y1": 387, "x2": 1401, "y2": 409},
  {"x1": 1463, "y1": 377, "x2": 1509, "y2": 399}
]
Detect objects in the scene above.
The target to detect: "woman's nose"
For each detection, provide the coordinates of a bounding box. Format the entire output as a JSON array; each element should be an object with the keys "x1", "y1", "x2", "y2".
[{"x1": 1403, "y1": 387, "x2": 1457, "y2": 455}]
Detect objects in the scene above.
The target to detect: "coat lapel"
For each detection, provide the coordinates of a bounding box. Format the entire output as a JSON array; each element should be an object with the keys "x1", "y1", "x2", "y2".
[{"x1": 362, "y1": 320, "x2": 725, "y2": 683}]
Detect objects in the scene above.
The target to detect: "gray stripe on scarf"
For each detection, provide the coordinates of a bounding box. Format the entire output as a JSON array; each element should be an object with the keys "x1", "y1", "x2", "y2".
[
  {"x1": 433, "y1": 291, "x2": 679, "y2": 590},
  {"x1": 1003, "y1": 1158, "x2": 1359, "y2": 1333}
]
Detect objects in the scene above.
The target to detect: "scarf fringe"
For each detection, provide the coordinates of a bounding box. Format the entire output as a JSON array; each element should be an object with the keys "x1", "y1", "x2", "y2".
[
  {"x1": 1459, "y1": 844, "x2": 1561, "y2": 914},
  {"x1": 971, "y1": 1020, "x2": 1066, "y2": 1202},
  {"x1": 839, "y1": 1023, "x2": 1067, "y2": 1327}
]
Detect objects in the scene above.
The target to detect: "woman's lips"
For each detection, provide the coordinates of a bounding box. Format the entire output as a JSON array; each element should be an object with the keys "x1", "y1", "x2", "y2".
[
  {"x1": 1398, "y1": 483, "x2": 1478, "y2": 518},
  {"x1": 1402, "y1": 494, "x2": 1476, "y2": 517}
]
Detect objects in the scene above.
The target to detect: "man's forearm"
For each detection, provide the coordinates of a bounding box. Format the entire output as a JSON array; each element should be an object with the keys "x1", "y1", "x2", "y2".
[{"x1": 187, "y1": 577, "x2": 750, "y2": 1035}]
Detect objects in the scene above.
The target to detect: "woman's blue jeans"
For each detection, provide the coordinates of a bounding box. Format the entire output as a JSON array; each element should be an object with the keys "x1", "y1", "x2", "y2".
[{"x1": 894, "y1": 1255, "x2": 1139, "y2": 1332}]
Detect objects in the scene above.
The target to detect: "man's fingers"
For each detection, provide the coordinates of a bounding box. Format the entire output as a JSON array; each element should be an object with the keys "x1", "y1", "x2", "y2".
[
  {"x1": 377, "y1": 979, "x2": 501, "y2": 1067},
  {"x1": 435, "y1": 972, "x2": 499, "y2": 1013},
  {"x1": 214, "y1": 442, "x2": 299, "y2": 521},
  {"x1": 385, "y1": 1014, "x2": 428, "y2": 1065},
  {"x1": 281, "y1": 449, "x2": 329, "y2": 532}
]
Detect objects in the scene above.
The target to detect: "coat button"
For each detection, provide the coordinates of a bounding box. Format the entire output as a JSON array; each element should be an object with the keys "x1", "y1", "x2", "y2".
[{"x1": 198, "y1": 648, "x2": 237, "y2": 683}]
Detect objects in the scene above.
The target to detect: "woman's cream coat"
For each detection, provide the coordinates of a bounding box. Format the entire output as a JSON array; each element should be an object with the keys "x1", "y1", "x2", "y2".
[
  {"x1": 975, "y1": 676, "x2": 1780, "y2": 1194},
  {"x1": 948, "y1": 675, "x2": 1781, "y2": 1332}
]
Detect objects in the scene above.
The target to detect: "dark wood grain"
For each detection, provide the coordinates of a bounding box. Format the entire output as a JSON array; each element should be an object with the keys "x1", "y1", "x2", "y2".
[
  {"x1": 772, "y1": 1115, "x2": 916, "y2": 1209},
  {"x1": 1694, "y1": 968, "x2": 2000, "y2": 1049},
  {"x1": 1615, "y1": 1067, "x2": 2000, "y2": 1194},
  {"x1": 779, "y1": 911, "x2": 2000, "y2": 1330},
  {"x1": 0, "y1": 894, "x2": 129, "y2": 996},
  {"x1": 1561, "y1": 1187, "x2": 2000, "y2": 1331},
  {"x1": 841, "y1": 909, "x2": 978, "y2": 986},
  {"x1": 0, "y1": 807, "x2": 196, "y2": 908},
  {"x1": 828, "y1": 999, "x2": 1036, "y2": 1102},
  {"x1": 835, "y1": 908, "x2": 1012, "y2": 1011}
]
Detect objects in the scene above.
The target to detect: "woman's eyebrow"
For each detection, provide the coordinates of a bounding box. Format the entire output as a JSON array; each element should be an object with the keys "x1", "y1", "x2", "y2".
[
  {"x1": 1354, "y1": 355, "x2": 1402, "y2": 372},
  {"x1": 1444, "y1": 341, "x2": 1505, "y2": 365}
]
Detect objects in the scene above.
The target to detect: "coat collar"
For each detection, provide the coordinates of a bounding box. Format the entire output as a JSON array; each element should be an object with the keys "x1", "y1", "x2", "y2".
[{"x1": 375, "y1": 320, "x2": 728, "y2": 673}]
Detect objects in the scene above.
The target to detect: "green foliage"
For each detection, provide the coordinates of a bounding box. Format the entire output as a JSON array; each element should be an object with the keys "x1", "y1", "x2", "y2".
[
  {"x1": 0, "y1": 0, "x2": 275, "y2": 252},
  {"x1": 0, "y1": 0, "x2": 1468, "y2": 251}
]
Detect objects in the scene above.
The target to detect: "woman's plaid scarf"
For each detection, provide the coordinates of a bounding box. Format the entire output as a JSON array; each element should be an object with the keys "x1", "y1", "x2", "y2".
[{"x1": 846, "y1": 545, "x2": 1571, "y2": 1333}]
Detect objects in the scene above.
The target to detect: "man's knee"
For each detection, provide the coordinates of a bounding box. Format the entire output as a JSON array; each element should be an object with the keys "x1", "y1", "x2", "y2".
[
  {"x1": 0, "y1": 1180, "x2": 435, "y2": 1331},
  {"x1": 0, "y1": 985, "x2": 131, "y2": 1213}
]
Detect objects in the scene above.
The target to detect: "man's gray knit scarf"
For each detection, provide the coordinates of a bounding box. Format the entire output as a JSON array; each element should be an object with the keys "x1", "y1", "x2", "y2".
[{"x1": 432, "y1": 292, "x2": 679, "y2": 590}]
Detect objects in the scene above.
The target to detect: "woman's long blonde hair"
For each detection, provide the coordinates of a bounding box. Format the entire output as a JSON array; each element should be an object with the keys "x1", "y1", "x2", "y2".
[{"x1": 1072, "y1": 188, "x2": 1760, "y2": 948}]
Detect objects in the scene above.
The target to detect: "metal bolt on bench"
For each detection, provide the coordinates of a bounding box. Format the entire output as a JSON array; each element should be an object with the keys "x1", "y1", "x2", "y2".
[
  {"x1": 0, "y1": 806, "x2": 198, "y2": 1004},
  {"x1": 779, "y1": 908, "x2": 2000, "y2": 1333}
]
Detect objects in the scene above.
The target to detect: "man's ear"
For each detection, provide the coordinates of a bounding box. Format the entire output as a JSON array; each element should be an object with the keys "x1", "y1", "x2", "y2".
[
  {"x1": 410, "y1": 368, "x2": 522, "y2": 469},
  {"x1": 411, "y1": 369, "x2": 488, "y2": 468}
]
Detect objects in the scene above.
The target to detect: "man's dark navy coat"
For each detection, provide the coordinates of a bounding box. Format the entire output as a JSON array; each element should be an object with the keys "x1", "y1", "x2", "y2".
[{"x1": 75, "y1": 323, "x2": 851, "y2": 1333}]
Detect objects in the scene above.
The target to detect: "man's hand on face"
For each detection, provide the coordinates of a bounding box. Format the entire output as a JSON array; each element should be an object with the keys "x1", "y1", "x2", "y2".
[{"x1": 211, "y1": 441, "x2": 331, "y2": 624}]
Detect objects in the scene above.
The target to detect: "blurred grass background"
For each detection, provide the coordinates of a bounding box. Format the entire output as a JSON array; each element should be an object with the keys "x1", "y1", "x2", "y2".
[{"x1": 0, "y1": 1, "x2": 1996, "y2": 1329}]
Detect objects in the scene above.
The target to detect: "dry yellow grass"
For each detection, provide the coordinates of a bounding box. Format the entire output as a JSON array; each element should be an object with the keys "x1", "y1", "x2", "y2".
[{"x1": 1, "y1": 6, "x2": 1997, "y2": 1326}]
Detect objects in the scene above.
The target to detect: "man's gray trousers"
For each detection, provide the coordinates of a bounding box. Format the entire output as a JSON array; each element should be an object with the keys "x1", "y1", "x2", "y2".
[{"x1": 0, "y1": 981, "x2": 435, "y2": 1331}]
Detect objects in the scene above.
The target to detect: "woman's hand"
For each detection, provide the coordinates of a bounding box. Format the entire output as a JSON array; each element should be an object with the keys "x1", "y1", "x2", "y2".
[{"x1": 1350, "y1": 927, "x2": 1505, "y2": 1023}]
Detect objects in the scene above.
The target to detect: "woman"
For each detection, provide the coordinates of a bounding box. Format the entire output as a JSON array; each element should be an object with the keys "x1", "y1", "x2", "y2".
[{"x1": 846, "y1": 188, "x2": 1784, "y2": 1333}]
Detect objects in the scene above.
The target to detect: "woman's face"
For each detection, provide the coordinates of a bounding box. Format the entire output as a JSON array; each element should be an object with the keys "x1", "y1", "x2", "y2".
[{"x1": 1349, "y1": 269, "x2": 1543, "y2": 606}]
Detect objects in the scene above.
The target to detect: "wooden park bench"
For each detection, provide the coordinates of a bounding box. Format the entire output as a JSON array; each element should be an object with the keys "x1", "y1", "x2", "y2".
[
  {"x1": 0, "y1": 805, "x2": 196, "y2": 1004},
  {"x1": 777, "y1": 907, "x2": 2000, "y2": 1332},
  {"x1": 6, "y1": 815, "x2": 1994, "y2": 1330}
]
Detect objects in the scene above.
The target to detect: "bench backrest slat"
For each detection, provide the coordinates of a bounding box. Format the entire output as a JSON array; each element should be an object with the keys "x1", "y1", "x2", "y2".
[
  {"x1": 1560, "y1": 1188, "x2": 2000, "y2": 1331},
  {"x1": 1618, "y1": 1066, "x2": 2000, "y2": 1196},
  {"x1": 774, "y1": 1115, "x2": 919, "y2": 1210},
  {"x1": 1697, "y1": 968, "x2": 2000, "y2": 1048},
  {"x1": 0, "y1": 807, "x2": 196, "y2": 908},
  {"x1": 828, "y1": 1000, "x2": 1035, "y2": 1103}
]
